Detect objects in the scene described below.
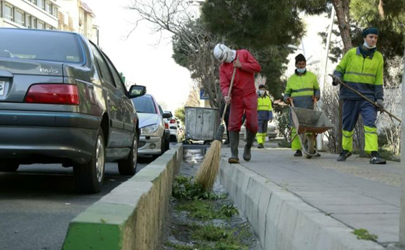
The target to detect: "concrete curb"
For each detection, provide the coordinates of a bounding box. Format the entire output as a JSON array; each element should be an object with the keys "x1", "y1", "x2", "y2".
[
  {"x1": 219, "y1": 158, "x2": 385, "y2": 250},
  {"x1": 62, "y1": 144, "x2": 183, "y2": 250}
]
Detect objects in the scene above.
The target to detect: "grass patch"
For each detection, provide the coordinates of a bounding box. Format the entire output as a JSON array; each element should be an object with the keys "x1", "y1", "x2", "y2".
[
  {"x1": 220, "y1": 204, "x2": 239, "y2": 217},
  {"x1": 379, "y1": 148, "x2": 400, "y2": 162},
  {"x1": 353, "y1": 228, "x2": 378, "y2": 241},
  {"x1": 176, "y1": 200, "x2": 239, "y2": 220},
  {"x1": 189, "y1": 224, "x2": 250, "y2": 250},
  {"x1": 176, "y1": 200, "x2": 221, "y2": 220},
  {"x1": 164, "y1": 242, "x2": 194, "y2": 250},
  {"x1": 166, "y1": 175, "x2": 253, "y2": 250},
  {"x1": 192, "y1": 224, "x2": 230, "y2": 241},
  {"x1": 172, "y1": 175, "x2": 226, "y2": 201}
]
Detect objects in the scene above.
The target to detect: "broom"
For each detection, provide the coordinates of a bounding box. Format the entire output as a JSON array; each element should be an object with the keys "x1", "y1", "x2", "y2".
[
  {"x1": 195, "y1": 66, "x2": 237, "y2": 191},
  {"x1": 329, "y1": 74, "x2": 401, "y2": 123}
]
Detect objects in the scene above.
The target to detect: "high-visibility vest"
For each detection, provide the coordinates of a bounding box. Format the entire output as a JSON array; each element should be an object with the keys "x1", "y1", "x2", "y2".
[
  {"x1": 258, "y1": 95, "x2": 272, "y2": 111},
  {"x1": 334, "y1": 47, "x2": 384, "y2": 100},
  {"x1": 284, "y1": 71, "x2": 320, "y2": 98}
]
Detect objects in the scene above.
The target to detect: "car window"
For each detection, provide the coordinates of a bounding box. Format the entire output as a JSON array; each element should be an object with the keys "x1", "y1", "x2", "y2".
[
  {"x1": 132, "y1": 96, "x2": 157, "y2": 114},
  {"x1": 102, "y1": 51, "x2": 127, "y2": 95},
  {"x1": 89, "y1": 44, "x2": 116, "y2": 87},
  {"x1": 0, "y1": 29, "x2": 84, "y2": 63},
  {"x1": 158, "y1": 105, "x2": 164, "y2": 115}
]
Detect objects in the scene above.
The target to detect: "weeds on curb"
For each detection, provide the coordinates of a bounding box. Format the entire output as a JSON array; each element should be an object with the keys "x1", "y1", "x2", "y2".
[
  {"x1": 164, "y1": 175, "x2": 252, "y2": 250},
  {"x1": 172, "y1": 175, "x2": 226, "y2": 201},
  {"x1": 176, "y1": 200, "x2": 239, "y2": 220},
  {"x1": 353, "y1": 228, "x2": 378, "y2": 241},
  {"x1": 166, "y1": 223, "x2": 249, "y2": 250},
  {"x1": 220, "y1": 204, "x2": 239, "y2": 217}
]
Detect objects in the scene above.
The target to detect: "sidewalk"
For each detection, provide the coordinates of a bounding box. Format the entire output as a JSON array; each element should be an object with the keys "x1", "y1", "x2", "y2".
[{"x1": 221, "y1": 140, "x2": 403, "y2": 248}]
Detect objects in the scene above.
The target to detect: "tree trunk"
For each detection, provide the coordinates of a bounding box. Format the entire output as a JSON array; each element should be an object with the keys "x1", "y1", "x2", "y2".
[
  {"x1": 332, "y1": 0, "x2": 352, "y2": 53},
  {"x1": 332, "y1": 0, "x2": 355, "y2": 153}
]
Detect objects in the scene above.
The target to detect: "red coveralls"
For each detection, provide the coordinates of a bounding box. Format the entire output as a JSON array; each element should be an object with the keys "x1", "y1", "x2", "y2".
[{"x1": 220, "y1": 49, "x2": 261, "y2": 133}]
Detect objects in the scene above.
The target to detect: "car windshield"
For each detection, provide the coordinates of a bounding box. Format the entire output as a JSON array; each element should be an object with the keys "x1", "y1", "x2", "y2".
[
  {"x1": 132, "y1": 96, "x2": 157, "y2": 114},
  {"x1": 0, "y1": 29, "x2": 84, "y2": 63}
]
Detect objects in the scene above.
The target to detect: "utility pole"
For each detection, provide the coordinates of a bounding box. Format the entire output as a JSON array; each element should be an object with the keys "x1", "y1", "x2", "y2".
[
  {"x1": 317, "y1": 6, "x2": 335, "y2": 150},
  {"x1": 399, "y1": 46, "x2": 405, "y2": 246}
]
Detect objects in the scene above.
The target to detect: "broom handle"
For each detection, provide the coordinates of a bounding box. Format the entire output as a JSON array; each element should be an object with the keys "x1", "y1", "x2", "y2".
[
  {"x1": 328, "y1": 74, "x2": 401, "y2": 123},
  {"x1": 221, "y1": 66, "x2": 238, "y2": 122}
]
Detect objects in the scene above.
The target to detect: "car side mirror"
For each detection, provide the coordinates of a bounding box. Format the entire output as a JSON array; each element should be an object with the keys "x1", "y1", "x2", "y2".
[
  {"x1": 162, "y1": 112, "x2": 171, "y2": 119},
  {"x1": 128, "y1": 85, "x2": 146, "y2": 98}
]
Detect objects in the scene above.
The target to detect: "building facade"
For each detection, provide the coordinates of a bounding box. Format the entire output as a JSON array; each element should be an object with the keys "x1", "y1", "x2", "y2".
[
  {"x1": 0, "y1": 0, "x2": 59, "y2": 29},
  {"x1": 0, "y1": 0, "x2": 98, "y2": 44},
  {"x1": 58, "y1": 0, "x2": 98, "y2": 44}
]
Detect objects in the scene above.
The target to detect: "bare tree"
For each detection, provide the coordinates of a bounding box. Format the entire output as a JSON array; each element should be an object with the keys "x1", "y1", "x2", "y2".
[
  {"x1": 322, "y1": 84, "x2": 340, "y2": 153},
  {"x1": 376, "y1": 64, "x2": 402, "y2": 156},
  {"x1": 331, "y1": 0, "x2": 353, "y2": 53},
  {"x1": 330, "y1": 0, "x2": 353, "y2": 153},
  {"x1": 185, "y1": 85, "x2": 201, "y2": 107},
  {"x1": 127, "y1": 0, "x2": 223, "y2": 108}
]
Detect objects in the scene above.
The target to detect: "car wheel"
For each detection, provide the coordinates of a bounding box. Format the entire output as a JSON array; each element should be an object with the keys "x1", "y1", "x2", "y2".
[
  {"x1": 74, "y1": 127, "x2": 105, "y2": 194},
  {"x1": 165, "y1": 134, "x2": 170, "y2": 151},
  {"x1": 118, "y1": 132, "x2": 138, "y2": 175},
  {"x1": 170, "y1": 134, "x2": 177, "y2": 142},
  {"x1": 0, "y1": 162, "x2": 19, "y2": 172},
  {"x1": 160, "y1": 134, "x2": 166, "y2": 156}
]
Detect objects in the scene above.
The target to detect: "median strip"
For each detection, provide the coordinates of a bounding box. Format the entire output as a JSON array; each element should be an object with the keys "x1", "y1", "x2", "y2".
[{"x1": 62, "y1": 145, "x2": 183, "y2": 250}]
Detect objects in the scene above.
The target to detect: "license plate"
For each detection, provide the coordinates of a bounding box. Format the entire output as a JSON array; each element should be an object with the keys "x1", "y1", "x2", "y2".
[{"x1": 0, "y1": 81, "x2": 4, "y2": 96}]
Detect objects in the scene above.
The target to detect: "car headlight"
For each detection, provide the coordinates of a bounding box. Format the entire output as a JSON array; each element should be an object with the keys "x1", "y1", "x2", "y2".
[{"x1": 141, "y1": 124, "x2": 159, "y2": 135}]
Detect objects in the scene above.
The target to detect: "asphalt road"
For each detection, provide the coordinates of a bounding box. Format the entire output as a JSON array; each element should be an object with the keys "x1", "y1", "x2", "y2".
[{"x1": 0, "y1": 159, "x2": 152, "y2": 250}]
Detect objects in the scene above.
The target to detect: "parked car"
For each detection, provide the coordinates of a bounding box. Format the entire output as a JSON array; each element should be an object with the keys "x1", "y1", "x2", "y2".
[
  {"x1": 159, "y1": 106, "x2": 171, "y2": 150},
  {"x1": 163, "y1": 111, "x2": 180, "y2": 142},
  {"x1": 241, "y1": 121, "x2": 277, "y2": 141},
  {"x1": 0, "y1": 28, "x2": 146, "y2": 193},
  {"x1": 132, "y1": 94, "x2": 170, "y2": 157}
]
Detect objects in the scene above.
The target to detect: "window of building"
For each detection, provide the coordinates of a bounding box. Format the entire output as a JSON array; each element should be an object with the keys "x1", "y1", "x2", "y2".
[
  {"x1": 46, "y1": 1, "x2": 52, "y2": 14},
  {"x1": 54, "y1": 7, "x2": 58, "y2": 17},
  {"x1": 37, "y1": 0, "x2": 45, "y2": 10},
  {"x1": 26, "y1": 15, "x2": 31, "y2": 28},
  {"x1": 3, "y1": 4, "x2": 13, "y2": 21},
  {"x1": 32, "y1": 18, "x2": 37, "y2": 28},
  {"x1": 15, "y1": 9, "x2": 25, "y2": 26},
  {"x1": 37, "y1": 21, "x2": 44, "y2": 29}
]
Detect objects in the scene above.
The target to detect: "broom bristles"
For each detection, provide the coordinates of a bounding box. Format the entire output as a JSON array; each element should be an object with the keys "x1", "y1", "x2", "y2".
[{"x1": 195, "y1": 140, "x2": 222, "y2": 191}]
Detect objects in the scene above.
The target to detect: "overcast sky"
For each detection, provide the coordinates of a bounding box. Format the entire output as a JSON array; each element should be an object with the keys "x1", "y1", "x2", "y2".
[
  {"x1": 84, "y1": 0, "x2": 193, "y2": 112},
  {"x1": 84, "y1": 1, "x2": 335, "y2": 110}
]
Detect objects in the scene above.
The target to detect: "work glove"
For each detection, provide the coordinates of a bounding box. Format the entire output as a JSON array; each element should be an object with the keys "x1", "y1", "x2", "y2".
[
  {"x1": 332, "y1": 75, "x2": 341, "y2": 86},
  {"x1": 376, "y1": 99, "x2": 384, "y2": 112}
]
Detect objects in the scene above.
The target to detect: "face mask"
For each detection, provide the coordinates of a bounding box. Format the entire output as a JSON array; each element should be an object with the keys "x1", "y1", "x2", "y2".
[
  {"x1": 296, "y1": 68, "x2": 306, "y2": 74},
  {"x1": 363, "y1": 41, "x2": 376, "y2": 49},
  {"x1": 259, "y1": 90, "x2": 265, "y2": 96}
]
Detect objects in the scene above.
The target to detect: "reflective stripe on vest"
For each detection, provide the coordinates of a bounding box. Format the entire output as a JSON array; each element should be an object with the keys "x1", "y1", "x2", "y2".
[{"x1": 258, "y1": 96, "x2": 272, "y2": 111}]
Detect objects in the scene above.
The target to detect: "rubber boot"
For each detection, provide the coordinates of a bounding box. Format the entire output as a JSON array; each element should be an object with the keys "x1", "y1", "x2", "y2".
[
  {"x1": 243, "y1": 130, "x2": 256, "y2": 161},
  {"x1": 228, "y1": 131, "x2": 239, "y2": 164}
]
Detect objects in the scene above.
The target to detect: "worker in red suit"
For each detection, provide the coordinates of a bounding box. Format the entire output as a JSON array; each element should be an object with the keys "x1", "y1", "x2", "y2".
[{"x1": 213, "y1": 43, "x2": 261, "y2": 164}]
